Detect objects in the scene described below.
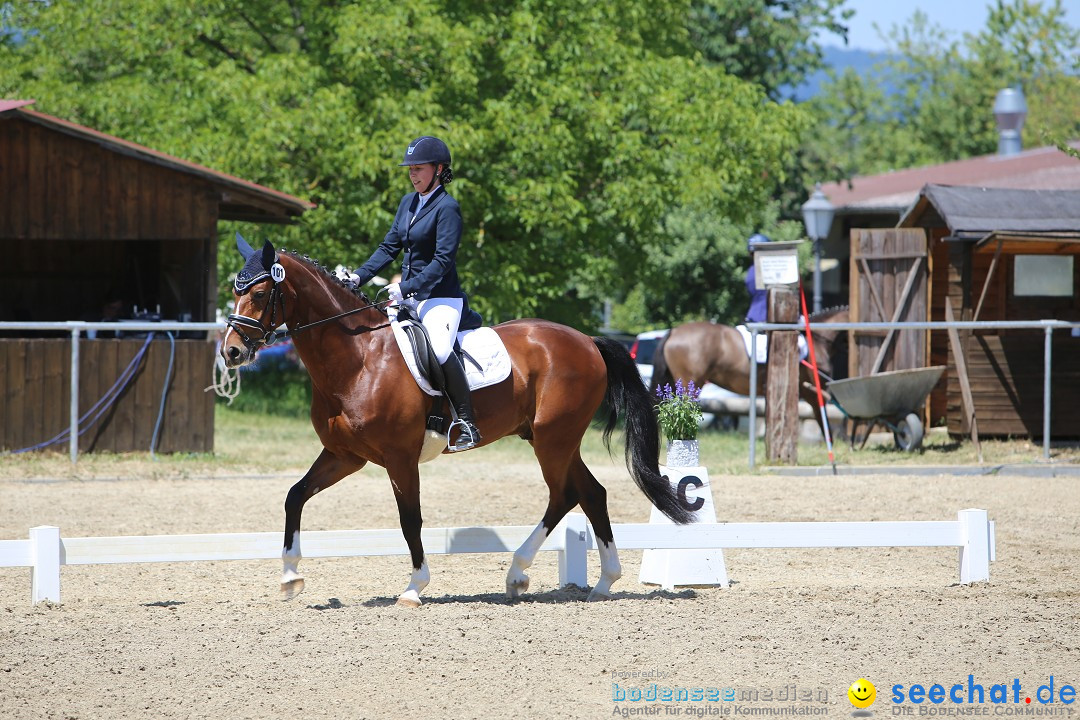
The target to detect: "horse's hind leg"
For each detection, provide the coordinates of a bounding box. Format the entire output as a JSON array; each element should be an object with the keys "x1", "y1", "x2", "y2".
[
  {"x1": 506, "y1": 484, "x2": 577, "y2": 599},
  {"x1": 569, "y1": 455, "x2": 622, "y2": 601},
  {"x1": 282, "y1": 448, "x2": 364, "y2": 600}
]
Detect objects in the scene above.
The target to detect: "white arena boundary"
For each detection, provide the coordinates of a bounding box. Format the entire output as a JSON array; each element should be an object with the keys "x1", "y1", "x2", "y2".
[{"x1": 0, "y1": 510, "x2": 995, "y2": 604}]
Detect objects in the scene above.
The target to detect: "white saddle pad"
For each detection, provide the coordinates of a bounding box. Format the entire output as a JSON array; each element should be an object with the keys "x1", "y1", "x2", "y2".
[
  {"x1": 736, "y1": 324, "x2": 808, "y2": 364},
  {"x1": 391, "y1": 319, "x2": 511, "y2": 396}
]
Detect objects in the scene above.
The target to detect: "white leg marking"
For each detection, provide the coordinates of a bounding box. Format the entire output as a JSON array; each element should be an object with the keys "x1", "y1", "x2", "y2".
[
  {"x1": 398, "y1": 560, "x2": 430, "y2": 607},
  {"x1": 506, "y1": 522, "x2": 549, "y2": 598},
  {"x1": 588, "y1": 538, "x2": 623, "y2": 601},
  {"x1": 281, "y1": 531, "x2": 302, "y2": 584},
  {"x1": 280, "y1": 531, "x2": 306, "y2": 600}
]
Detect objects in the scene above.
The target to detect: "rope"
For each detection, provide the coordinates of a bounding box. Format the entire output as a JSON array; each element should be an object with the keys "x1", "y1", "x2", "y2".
[
  {"x1": 205, "y1": 351, "x2": 242, "y2": 404},
  {"x1": 150, "y1": 332, "x2": 176, "y2": 459},
  {"x1": 9, "y1": 333, "x2": 156, "y2": 454}
]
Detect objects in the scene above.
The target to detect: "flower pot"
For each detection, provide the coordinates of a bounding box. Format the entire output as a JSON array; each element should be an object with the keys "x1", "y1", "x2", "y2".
[{"x1": 666, "y1": 439, "x2": 700, "y2": 468}]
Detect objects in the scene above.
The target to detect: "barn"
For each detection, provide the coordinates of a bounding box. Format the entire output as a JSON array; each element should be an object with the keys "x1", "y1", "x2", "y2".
[
  {"x1": 0, "y1": 99, "x2": 313, "y2": 454},
  {"x1": 848, "y1": 183, "x2": 1080, "y2": 439}
]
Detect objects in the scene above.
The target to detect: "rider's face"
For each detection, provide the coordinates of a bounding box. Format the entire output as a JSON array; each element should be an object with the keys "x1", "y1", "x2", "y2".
[{"x1": 408, "y1": 163, "x2": 439, "y2": 194}]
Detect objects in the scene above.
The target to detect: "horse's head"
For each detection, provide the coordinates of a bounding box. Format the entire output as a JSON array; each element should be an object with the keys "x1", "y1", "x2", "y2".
[{"x1": 221, "y1": 233, "x2": 287, "y2": 368}]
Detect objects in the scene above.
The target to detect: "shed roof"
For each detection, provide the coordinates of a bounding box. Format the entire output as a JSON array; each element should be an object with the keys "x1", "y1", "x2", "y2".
[
  {"x1": 0, "y1": 99, "x2": 314, "y2": 223},
  {"x1": 898, "y1": 184, "x2": 1080, "y2": 245},
  {"x1": 820, "y1": 142, "x2": 1080, "y2": 215}
]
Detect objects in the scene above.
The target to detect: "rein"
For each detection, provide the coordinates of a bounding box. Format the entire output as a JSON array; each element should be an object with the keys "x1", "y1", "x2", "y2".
[{"x1": 226, "y1": 278, "x2": 392, "y2": 353}]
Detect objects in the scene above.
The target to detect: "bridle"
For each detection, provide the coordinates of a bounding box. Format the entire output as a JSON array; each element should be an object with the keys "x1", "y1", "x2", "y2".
[{"x1": 225, "y1": 273, "x2": 392, "y2": 357}]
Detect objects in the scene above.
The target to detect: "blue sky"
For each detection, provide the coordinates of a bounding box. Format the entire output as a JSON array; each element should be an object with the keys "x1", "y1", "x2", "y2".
[{"x1": 833, "y1": 0, "x2": 1080, "y2": 51}]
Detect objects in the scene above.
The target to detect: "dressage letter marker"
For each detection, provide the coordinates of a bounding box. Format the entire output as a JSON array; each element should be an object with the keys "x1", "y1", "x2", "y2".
[{"x1": 639, "y1": 466, "x2": 729, "y2": 590}]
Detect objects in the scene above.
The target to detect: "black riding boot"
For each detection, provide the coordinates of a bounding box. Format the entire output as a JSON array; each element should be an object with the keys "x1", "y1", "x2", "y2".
[{"x1": 440, "y1": 353, "x2": 482, "y2": 452}]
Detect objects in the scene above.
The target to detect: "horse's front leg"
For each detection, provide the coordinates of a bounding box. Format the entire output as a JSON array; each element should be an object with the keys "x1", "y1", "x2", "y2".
[
  {"x1": 281, "y1": 448, "x2": 364, "y2": 600},
  {"x1": 387, "y1": 460, "x2": 427, "y2": 607}
]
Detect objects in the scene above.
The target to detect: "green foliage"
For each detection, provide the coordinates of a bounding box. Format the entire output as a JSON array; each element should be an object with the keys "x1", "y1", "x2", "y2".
[
  {"x1": 219, "y1": 366, "x2": 312, "y2": 418},
  {"x1": 0, "y1": 0, "x2": 805, "y2": 331},
  {"x1": 689, "y1": 0, "x2": 853, "y2": 100},
  {"x1": 654, "y1": 379, "x2": 703, "y2": 442},
  {"x1": 609, "y1": 201, "x2": 808, "y2": 332}
]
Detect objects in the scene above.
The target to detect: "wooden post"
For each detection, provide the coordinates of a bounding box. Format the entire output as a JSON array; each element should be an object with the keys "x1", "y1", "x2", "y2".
[{"x1": 766, "y1": 286, "x2": 800, "y2": 463}]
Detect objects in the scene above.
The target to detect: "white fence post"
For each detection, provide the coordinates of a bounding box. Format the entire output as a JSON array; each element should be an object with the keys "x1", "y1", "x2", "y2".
[
  {"x1": 30, "y1": 526, "x2": 62, "y2": 604},
  {"x1": 558, "y1": 513, "x2": 589, "y2": 588},
  {"x1": 958, "y1": 508, "x2": 991, "y2": 583}
]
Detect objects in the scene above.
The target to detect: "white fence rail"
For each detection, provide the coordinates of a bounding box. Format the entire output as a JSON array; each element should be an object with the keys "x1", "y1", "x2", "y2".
[{"x1": 0, "y1": 510, "x2": 994, "y2": 604}]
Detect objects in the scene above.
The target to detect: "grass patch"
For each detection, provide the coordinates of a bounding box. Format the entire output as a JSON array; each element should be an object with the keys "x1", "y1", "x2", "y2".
[{"x1": 2, "y1": 405, "x2": 1076, "y2": 481}]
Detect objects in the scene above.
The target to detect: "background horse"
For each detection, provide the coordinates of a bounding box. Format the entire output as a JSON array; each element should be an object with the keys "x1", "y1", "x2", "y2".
[
  {"x1": 220, "y1": 237, "x2": 691, "y2": 606},
  {"x1": 650, "y1": 307, "x2": 849, "y2": 435}
]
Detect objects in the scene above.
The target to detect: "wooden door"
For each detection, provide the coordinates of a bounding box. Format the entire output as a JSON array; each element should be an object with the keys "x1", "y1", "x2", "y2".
[{"x1": 849, "y1": 229, "x2": 930, "y2": 378}]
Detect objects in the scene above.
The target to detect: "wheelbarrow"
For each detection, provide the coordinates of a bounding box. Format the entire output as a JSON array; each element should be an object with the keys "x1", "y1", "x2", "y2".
[{"x1": 826, "y1": 366, "x2": 945, "y2": 451}]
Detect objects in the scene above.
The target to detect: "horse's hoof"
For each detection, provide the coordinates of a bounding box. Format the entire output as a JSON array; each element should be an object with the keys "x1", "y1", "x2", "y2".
[
  {"x1": 396, "y1": 592, "x2": 422, "y2": 608},
  {"x1": 586, "y1": 589, "x2": 613, "y2": 602},
  {"x1": 280, "y1": 577, "x2": 306, "y2": 601},
  {"x1": 505, "y1": 574, "x2": 530, "y2": 599}
]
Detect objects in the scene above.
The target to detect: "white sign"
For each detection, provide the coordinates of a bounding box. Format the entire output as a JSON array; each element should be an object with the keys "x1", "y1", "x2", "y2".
[{"x1": 756, "y1": 252, "x2": 799, "y2": 287}]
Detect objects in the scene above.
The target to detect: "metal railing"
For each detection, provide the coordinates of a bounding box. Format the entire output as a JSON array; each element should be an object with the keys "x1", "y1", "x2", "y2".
[
  {"x1": 0, "y1": 321, "x2": 224, "y2": 463},
  {"x1": 744, "y1": 319, "x2": 1080, "y2": 468}
]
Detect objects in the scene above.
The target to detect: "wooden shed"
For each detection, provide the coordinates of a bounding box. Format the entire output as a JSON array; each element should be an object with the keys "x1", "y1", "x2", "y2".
[
  {"x1": 0, "y1": 99, "x2": 313, "y2": 454},
  {"x1": 849, "y1": 184, "x2": 1080, "y2": 439}
]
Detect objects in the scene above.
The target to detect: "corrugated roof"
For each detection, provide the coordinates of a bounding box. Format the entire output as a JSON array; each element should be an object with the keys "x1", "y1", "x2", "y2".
[
  {"x1": 821, "y1": 142, "x2": 1080, "y2": 213},
  {"x1": 898, "y1": 184, "x2": 1080, "y2": 235},
  {"x1": 0, "y1": 99, "x2": 314, "y2": 222}
]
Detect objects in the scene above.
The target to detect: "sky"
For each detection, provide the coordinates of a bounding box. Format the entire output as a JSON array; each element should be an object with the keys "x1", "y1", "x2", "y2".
[{"x1": 833, "y1": 0, "x2": 1080, "y2": 52}]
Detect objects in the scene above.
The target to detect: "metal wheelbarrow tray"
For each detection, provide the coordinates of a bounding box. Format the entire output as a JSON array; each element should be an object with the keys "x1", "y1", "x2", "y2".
[{"x1": 826, "y1": 366, "x2": 946, "y2": 451}]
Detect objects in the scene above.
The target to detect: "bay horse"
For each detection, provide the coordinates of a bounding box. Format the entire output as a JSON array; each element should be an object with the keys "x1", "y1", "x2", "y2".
[
  {"x1": 220, "y1": 237, "x2": 692, "y2": 606},
  {"x1": 650, "y1": 307, "x2": 849, "y2": 435}
]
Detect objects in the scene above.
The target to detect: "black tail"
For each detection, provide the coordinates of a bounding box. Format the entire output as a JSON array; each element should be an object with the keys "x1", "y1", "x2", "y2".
[
  {"x1": 594, "y1": 337, "x2": 693, "y2": 524},
  {"x1": 649, "y1": 332, "x2": 673, "y2": 400}
]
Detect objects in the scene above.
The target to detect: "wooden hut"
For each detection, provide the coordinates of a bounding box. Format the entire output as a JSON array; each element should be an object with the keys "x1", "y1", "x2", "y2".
[
  {"x1": 0, "y1": 100, "x2": 313, "y2": 453},
  {"x1": 850, "y1": 184, "x2": 1080, "y2": 439}
]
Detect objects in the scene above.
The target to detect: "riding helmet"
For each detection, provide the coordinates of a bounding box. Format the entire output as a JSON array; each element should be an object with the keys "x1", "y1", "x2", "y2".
[
  {"x1": 400, "y1": 136, "x2": 452, "y2": 167},
  {"x1": 747, "y1": 233, "x2": 772, "y2": 253}
]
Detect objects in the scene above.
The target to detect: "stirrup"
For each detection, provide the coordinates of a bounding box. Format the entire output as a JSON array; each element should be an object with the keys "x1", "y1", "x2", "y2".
[{"x1": 447, "y1": 418, "x2": 481, "y2": 452}]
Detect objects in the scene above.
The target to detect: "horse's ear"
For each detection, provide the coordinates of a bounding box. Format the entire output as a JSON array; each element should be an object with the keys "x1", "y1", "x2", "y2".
[
  {"x1": 260, "y1": 239, "x2": 277, "y2": 269},
  {"x1": 236, "y1": 232, "x2": 256, "y2": 260}
]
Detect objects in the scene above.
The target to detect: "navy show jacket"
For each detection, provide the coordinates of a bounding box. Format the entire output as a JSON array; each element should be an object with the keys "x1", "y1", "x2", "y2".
[{"x1": 354, "y1": 186, "x2": 482, "y2": 330}]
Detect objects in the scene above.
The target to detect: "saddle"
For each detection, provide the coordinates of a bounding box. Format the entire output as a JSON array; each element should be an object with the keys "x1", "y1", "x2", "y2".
[{"x1": 389, "y1": 305, "x2": 512, "y2": 461}]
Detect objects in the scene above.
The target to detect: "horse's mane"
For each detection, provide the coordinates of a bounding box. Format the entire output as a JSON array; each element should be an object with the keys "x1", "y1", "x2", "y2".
[
  {"x1": 279, "y1": 249, "x2": 387, "y2": 317},
  {"x1": 808, "y1": 304, "x2": 849, "y2": 322}
]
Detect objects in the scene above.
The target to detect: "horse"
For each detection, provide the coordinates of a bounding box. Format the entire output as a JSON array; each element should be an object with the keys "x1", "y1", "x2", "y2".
[
  {"x1": 650, "y1": 307, "x2": 849, "y2": 435},
  {"x1": 220, "y1": 237, "x2": 692, "y2": 606}
]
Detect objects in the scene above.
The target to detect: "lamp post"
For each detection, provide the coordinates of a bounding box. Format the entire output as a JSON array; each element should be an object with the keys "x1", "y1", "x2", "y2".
[{"x1": 801, "y1": 183, "x2": 835, "y2": 314}]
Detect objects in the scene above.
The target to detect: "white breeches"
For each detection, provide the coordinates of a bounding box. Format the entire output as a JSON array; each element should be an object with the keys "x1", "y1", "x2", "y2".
[{"x1": 412, "y1": 297, "x2": 463, "y2": 364}]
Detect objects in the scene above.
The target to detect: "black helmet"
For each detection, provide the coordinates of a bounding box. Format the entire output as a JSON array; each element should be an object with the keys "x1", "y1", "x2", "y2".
[
  {"x1": 747, "y1": 233, "x2": 771, "y2": 253},
  {"x1": 400, "y1": 136, "x2": 451, "y2": 167}
]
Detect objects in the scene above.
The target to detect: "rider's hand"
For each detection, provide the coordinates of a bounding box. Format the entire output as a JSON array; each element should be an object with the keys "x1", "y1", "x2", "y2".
[
  {"x1": 385, "y1": 283, "x2": 404, "y2": 305},
  {"x1": 334, "y1": 265, "x2": 360, "y2": 288}
]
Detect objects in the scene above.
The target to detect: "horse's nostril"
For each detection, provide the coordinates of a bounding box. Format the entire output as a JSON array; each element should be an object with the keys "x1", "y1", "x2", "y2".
[{"x1": 228, "y1": 345, "x2": 241, "y2": 360}]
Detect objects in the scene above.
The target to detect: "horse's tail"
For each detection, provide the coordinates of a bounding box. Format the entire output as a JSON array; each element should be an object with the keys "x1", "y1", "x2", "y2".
[
  {"x1": 649, "y1": 332, "x2": 672, "y2": 400},
  {"x1": 593, "y1": 337, "x2": 693, "y2": 525}
]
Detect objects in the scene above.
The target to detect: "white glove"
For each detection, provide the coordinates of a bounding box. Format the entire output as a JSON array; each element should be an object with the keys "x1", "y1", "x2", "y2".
[
  {"x1": 385, "y1": 283, "x2": 404, "y2": 304},
  {"x1": 334, "y1": 265, "x2": 360, "y2": 287}
]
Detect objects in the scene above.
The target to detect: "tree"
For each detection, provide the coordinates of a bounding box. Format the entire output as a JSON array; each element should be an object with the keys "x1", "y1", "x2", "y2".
[
  {"x1": 805, "y1": 0, "x2": 1080, "y2": 182},
  {"x1": 0, "y1": 0, "x2": 806, "y2": 329},
  {"x1": 688, "y1": 0, "x2": 853, "y2": 100}
]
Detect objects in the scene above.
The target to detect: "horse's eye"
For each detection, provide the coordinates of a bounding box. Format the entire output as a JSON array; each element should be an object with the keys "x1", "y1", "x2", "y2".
[{"x1": 254, "y1": 290, "x2": 266, "y2": 300}]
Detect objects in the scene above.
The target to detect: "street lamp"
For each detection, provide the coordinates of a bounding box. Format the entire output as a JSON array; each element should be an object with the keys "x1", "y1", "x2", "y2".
[{"x1": 801, "y1": 183, "x2": 835, "y2": 314}]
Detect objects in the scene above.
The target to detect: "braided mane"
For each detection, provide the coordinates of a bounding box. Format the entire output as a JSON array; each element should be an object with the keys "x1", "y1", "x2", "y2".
[{"x1": 279, "y1": 249, "x2": 386, "y2": 316}]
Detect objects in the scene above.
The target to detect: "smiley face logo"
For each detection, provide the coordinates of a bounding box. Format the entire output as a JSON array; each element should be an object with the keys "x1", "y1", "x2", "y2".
[{"x1": 848, "y1": 678, "x2": 876, "y2": 709}]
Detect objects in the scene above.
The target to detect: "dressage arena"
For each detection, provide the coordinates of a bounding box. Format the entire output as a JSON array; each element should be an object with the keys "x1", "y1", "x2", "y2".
[{"x1": 2, "y1": 445, "x2": 1078, "y2": 720}]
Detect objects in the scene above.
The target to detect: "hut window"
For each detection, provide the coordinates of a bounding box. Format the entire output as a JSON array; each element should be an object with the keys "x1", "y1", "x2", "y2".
[{"x1": 1013, "y1": 255, "x2": 1073, "y2": 297}]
